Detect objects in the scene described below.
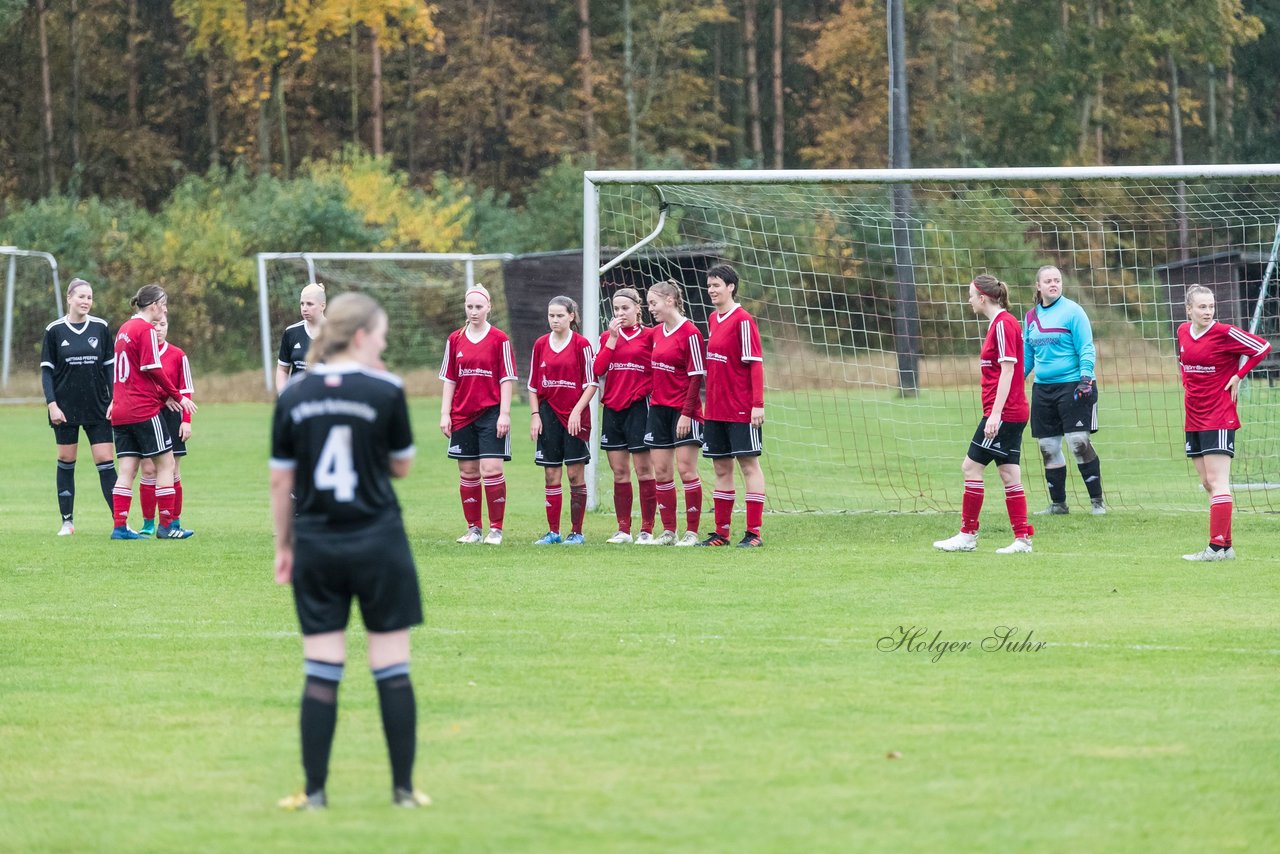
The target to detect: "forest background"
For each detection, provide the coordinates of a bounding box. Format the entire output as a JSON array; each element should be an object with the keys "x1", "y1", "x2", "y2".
[{"x1": 0, "y1": 0, "x2": 1274, "y2": 373}]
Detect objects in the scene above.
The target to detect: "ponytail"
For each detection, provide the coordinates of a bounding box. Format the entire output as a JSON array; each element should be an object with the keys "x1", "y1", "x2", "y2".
[
  {"x1": 306, "y1": 292, "x2": 385, "y2": 368},
  {"x1": 648, "y1": 279, "x2": 685, "y2": 315},
  {"x1": 972, "y1": 274, "x2": 1010, "y2": 310}
]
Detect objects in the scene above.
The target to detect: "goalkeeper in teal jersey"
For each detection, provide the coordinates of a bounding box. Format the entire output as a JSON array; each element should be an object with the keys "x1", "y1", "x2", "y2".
[{"x1": 1023, "y1": 265, "x2": 1106, "y2": 515}]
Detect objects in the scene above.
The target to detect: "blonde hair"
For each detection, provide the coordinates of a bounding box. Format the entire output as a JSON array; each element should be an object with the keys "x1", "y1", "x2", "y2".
[
  {"x1": 67, "y1": 278, "x2": 92, "y2": 298},
  {"x1": 1184, "y1": 284, "x2": 1214, "y2": 308},
  {"x1": 647, "y1": 279, "x2": 685, "y2": 315},
  {"x1": 465, "y1": 283, "x2": 492, "y2": 304},
  {"x1": 306, "y1": 292, "x2": 385, "y2": 368},
  {"x1": 300, "y1": 282, "x2": 327, "y2": 304},
  {"x1": 612, "y1": 287, "x2": 642, "y2": 306}
]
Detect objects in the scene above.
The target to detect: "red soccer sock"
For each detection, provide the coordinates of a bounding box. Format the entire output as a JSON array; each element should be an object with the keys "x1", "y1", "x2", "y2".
[
  {"x1": 961, "y1": 479, "x2": 984, "y2": 534},
  {"x1": 1004, "y1": 482, "x2": 1032, "y2": 539},
  {"x1": 156, "y1": 486, "x2": 175, "y2": 529},
  {"x1": 112, "y1": 486, "x2": 133, "y2": 528},
  {"x1": 613, "y1": 481, "x2": 634, "y2": 533},
  {"x1": 173, "y1": 475, "x2": 184, "y2": 520},
  {"x1": 745, "y1": 492, "x2": 764, "y2": 535},
  {"x1": 1210, "y1": 493, "x2": 1233, "y2": 547},
  {"x1": 656, "y1": 480, "x2": 677, "y2": 533},
  {"x1": 682, "y1": 479, "x2": 703, "y2": 533},
  {"x1": 459, "y1": 476, "x2": 483, "y2": 529},
  {"x1": 544, "y1": 486, "x2": 563, "y2": 534},
  {"x1": 483, "y1": 475, "x2": 506, "y2": 530},
  {"x1": 139, "y1": 477, "x2": 157, "y2": 521},
  {"x1": 570, "y1": 484, "x2": 588, "y2": 535},
  {"x1": 638, "y1": 478, "x2": 657, "y2": 534},
  {"x1": 713, "y1": 490, "x2": 735, "y2": 538}
]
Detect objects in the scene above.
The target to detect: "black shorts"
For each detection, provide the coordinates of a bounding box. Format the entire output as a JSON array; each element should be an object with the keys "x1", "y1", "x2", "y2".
[
  {"x1": 967, "y1": 417, "x2": 1027, "y2": 466},
  {"x1": 52, "y1": 420, "x2": 113, "y2": 446},
  {"x1": 160, "y1": 409, "x2": 187, "y2": 457},
  {"x1": 702, "y1": 419, "x2": 763, "y2": 459},
  {"x1": 1031, "y1": 381, "x2": 1099, "y2": 438},
  {"x1": 113, "y1": 415, "x2": 173, "y2": 459},
  {"x1": 447, "y1": 406, "x2": 511, "y2": 461},
  {"x1": 601, "y1": 398, "x2": 650, "y2": 452},
  {"x1": 1185, "y1": 429, "x2": 1236, "y2": 458},
  {"x1": 645, "y1": 404, "x2": 704, "y2": 449},
  {"x1": 535, "y1": 401, "x2": 590, "y2": 467},
  {"x1": 292, "y1": 515, "x2": 423, "y2": 636}
]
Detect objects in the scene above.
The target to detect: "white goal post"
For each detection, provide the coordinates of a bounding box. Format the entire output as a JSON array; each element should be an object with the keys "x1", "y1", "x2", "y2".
[
  {"x1": 256, "y1": 251, "x2": 514, "y2": 393},
  {"x1": 1, "y1": 246, "x2": 62, "y2": 391},
  {"x1": 582, "y1": 165, "x2": 1280, "y2": 514}
]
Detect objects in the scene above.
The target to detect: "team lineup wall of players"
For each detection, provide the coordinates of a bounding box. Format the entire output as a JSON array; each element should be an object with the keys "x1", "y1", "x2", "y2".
[{"x1": 41, "y1": 264, "x2": 1270, "y2": 560}]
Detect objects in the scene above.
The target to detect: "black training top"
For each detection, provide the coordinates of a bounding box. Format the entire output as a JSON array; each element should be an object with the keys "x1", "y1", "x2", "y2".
[{"x1": 41, "y1": 315, "x2": 114, "y2": 423}]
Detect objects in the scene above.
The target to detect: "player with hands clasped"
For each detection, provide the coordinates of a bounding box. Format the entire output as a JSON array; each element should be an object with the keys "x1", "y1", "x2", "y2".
[
  {"x1": 697, "y1": 264, "x2": 766, "y2": 548},
  {"x1": 276, "y1": 282, "x2": 327, "y2": 395},
  {"x1": 644, "y1": 280, "x2": 706, "y2": 546},
  {"x1": 934, "y1": 275, "x2": 1035, "y2": 554},
  {"x1": 108, "y1": 284, "x2": 198, "y2": 540},
  {"x1": 528, "y1": 296, "x2": 597, "y2": 545},
  {"x1": 439, "y1": 284, "x2": 517, "y2": 545},
  {"x1": 137, "y1": 317, "x2": 195, "y2": 537},
  {"x1": 1176, "y1": 285, "x2": 1272, "y2": 562},
  {"x1": 271, "y1": 293, "x2": 430, "y2": 810},
  {"x1": 1023, "y1": 265, "x2": 1107, "y2": 515},
  {"x1": 593, "y1": 287, "x2": 659, "y2": 544},
  {"x1": 41, "y1": 278, "x2": 116, "y2": 535}
]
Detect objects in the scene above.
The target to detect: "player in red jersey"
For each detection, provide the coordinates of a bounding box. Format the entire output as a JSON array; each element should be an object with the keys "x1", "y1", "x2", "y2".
[
  {"x1": 528, "y1": 296, "x2": 597, "y2": 544},
  {"x1": 696, "y1": 264, "x2": 766, "y2": 548},
  {"x1": 1176, "y1": 285, "x2": 1272, "y2": 562},
  {"x1": 439, "y1": 284, "x2": 518, "y2": 545},
  {"x1": 107, "y1": 284, "x2": 198, "y2": 540},
  {"x1": 934, "y1": 274, "x2": 1035, "y2": 554},
  {"x1": 644, "y1": 279, "x2": 706, "y2": 546},
  {"x1": 137, "y1": 317, "x2": 194, "y2": 537},
  {"x1": 593, "y1": 287, "x2": 658, "y2": 544}
]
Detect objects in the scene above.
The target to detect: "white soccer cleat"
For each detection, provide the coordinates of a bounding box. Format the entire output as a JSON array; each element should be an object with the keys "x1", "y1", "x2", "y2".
[
  {"x1": 933, "y1": 531, "x2": 977, "y2": 552},
  {"x1": 633, "y1": 531, "x2": 656, "y2": 544},
  {"x1": 606, "y1": 530, "x2": 634, "y2": 544},
  {"x1": 995, "y1": 537, "x2": 1033, "y2": 554},
  {"x1": 649, "y1": 530, "x2": 677, "y2": 545},
  {"x1": 674, "y1": 531, "x2": 700, "y2": 547},
  {"x1": 1182, "y1": 546, "x2": 1235, "y2": 562},
  {"x1": 1090, "y1": 498, "x2": 1108, "y2": 515},
  {"x1": 57, "y1": 520, "x2": 75, "y2": 536},
  {"x1": 482, "y1": 528, "x2": 503, "y2": 545},
  {"x1": 456, "y1": 526, "x2": 483, "y2": 544}
]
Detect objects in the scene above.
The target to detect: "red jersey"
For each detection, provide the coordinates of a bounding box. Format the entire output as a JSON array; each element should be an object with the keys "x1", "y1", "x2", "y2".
[
  {"x1": 439, "y1": 325, "x2": 518, "y2": 431},
  {"x1": 158, "y1": 342, "x2": 194, "y2": 424},
  {"x1": 1176, "y1": 321, "x2": 1272, "y2": 430},
  {"x1": 650, "y1": 318, "x2": 705, "y2": 418},
  {"x1": 704, "y1": 306, "x2": 763, "y2": 423},
  {"x1": 593, "y1": 325, "x2": 652, "y2": 410},
  {"x1": 979, "y1": 310, "x2": 1029, "y2": 422},
  {"x1": 111, "y1": 316, "x2": 181, "y2": 424},
  {"x1": 528, "y1": 331, "x2": 596, "y2": 437}
]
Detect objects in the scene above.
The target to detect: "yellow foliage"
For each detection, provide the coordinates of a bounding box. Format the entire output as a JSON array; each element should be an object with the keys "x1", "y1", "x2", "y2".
[{"x1": 310, "y1": 151, "x2": 473, "y2": 253}]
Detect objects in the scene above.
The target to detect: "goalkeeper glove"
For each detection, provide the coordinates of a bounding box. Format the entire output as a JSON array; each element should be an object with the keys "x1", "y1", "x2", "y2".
[{"x1": 1074, "y1": 377, "x2": 1095, "y2": 401}]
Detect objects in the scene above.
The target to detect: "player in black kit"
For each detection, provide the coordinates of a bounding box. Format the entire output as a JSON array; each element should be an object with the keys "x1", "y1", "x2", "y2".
[
  {"x1": 270, "y1": 292, "x2": 429, "y2": 811},
  {"x1": 40, "y1": 278, "x2": 116, "y2": 535}
]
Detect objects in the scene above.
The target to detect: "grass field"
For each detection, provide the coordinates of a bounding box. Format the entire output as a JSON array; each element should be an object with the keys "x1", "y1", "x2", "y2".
[{"x1": 2, "y1": 400, "x2": 1278, "y2": 852}]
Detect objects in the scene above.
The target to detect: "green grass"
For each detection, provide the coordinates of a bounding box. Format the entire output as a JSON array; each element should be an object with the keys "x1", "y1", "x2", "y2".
[{"x1": 1, "y1": 401, "x2": 1278, "y2": 852}]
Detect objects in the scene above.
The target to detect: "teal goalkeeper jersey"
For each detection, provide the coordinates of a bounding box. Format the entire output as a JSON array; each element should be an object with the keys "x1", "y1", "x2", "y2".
[{"x1": 1023, "y1": 296, "x2": 1096, "y2": 383}]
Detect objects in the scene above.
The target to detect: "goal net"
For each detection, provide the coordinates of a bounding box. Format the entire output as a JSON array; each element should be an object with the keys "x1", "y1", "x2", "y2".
[
  {"x1": 256, "y1": 252, "x2": 513, "y2": 393},
  {"x1": 584, "y1": 166, "x2": 1280, "y2": 514},
  {"x1": 1, "y1": 247, "x2": 62, "y2": 394}
]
